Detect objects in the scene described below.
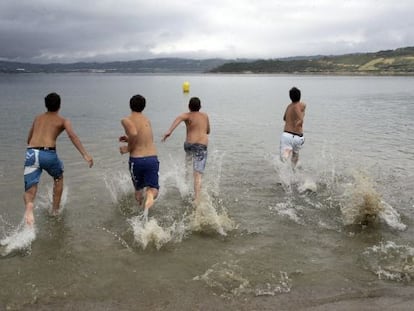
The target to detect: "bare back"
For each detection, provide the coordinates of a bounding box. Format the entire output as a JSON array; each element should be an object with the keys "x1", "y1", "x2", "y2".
[
  {"x1": 283, "y1": 102, "x2": 306, "y2": 135},
  {"x1": 123, "y1": 112, "x2": 157, "y2": 157},
  {"x1": 27, "y1": 112, "x2": 65, "y2": 147},
  {"x1": 184, "y1": 111, "x2": 210, "y2": 145}
]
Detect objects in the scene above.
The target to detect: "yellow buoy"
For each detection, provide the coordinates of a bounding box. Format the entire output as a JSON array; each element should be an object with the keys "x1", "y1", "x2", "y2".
[{"x1": 182, "y1": 81, "x2": 190, "y2": 93}]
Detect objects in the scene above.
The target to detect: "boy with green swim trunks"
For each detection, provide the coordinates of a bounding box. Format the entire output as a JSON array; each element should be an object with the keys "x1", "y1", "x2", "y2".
[
  {"x1": 162, "y1": 97, "x2": 210, "y2": 204},
  {"x1": 119, "y1": 95, "x2": 160, "y2": 215},
  {"x1": 24, "y1": 93, "x2": 93, "y2": 225}
]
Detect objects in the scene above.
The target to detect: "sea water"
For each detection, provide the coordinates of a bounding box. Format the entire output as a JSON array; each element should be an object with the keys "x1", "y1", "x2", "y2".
[{"x1": 0, "y1": 73, "x2": 413, "y2": 310}]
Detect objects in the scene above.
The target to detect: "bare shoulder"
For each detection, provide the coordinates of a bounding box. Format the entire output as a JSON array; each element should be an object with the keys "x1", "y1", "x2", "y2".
[
  {"x1": 181, "y1": 112, "x2": 191, "y2": 120},
  {"x1": 62, "y1": 116, "x2": 72, "y2": 127}
]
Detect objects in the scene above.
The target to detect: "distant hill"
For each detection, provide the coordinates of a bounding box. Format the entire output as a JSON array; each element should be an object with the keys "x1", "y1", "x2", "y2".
[
  {"x1": 2, "y1": 47, "x2": 414, "y2": 74},
  {"x1": 0, "y1": 58, "x2": 230, "y2": 73},
  {"x1": 210, "y1": 47, "x2": 414, "y2": 75}
]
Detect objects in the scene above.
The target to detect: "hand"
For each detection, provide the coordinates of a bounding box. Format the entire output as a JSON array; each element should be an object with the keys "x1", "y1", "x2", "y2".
[
  {"x1": 84, "y1": 154, "x2": 94, "y2": 168},
  {"x1": 119, "y1": 145, "x2": 128, "y2": 154},
  {"x1": 161, "y1": 132, "x2": 170, "y2": 142},
  {"x1": 119, "y1": 135, "x2": 128, "y2": 143}
]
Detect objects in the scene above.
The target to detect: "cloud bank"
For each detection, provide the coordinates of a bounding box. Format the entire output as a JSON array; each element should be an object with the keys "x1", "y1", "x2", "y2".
[{"x1": 1, "y1": 0, "x2": 413, "y2": 63}]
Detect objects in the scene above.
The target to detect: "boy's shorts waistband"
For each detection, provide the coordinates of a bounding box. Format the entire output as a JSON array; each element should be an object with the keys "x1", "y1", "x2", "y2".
[
  {"x1": 28, "y1": 147, "x2": 56, "y2": 150},
  {"x1": 284, "y1": 131, "x2": 303, "y2": 137}
]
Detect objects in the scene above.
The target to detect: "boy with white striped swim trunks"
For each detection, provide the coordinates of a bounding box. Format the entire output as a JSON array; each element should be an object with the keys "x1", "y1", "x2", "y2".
[
  {"x1": 24, "y1": 93, "x2": 93, "y2": 225},
  {"x1": 280, "y1": 87, "x2": 306, "y2": 168},
  {"x1": 162, "y1": 97, "x2": 210, "y2": 204}
]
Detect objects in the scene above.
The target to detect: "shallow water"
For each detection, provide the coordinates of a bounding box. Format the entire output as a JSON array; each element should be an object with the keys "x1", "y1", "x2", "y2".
[{"x1": 0, "y1": 73, "x2": 413, "y2": 310}]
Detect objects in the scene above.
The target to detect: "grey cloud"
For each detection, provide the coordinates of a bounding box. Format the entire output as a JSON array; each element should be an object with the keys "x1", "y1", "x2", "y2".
[{"x1": 1, "y1": 0, "x2": 413, "y2": 63}]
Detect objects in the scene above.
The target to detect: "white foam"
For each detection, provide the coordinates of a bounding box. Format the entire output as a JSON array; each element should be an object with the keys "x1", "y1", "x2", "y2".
[
  {"x1": 378, "y1": 200, "x2": 407, "y2": 231},
  {"x1": 128, "y1": 214, "x2": 186, "y2": 250},
  {"x1": 0, "y1": 220, "x2": 36, "y2": 256},
  {"x1": 193, "y1": 261, "x2": 250, "y2": 297},
  {"x1": 363, "y1": 241, "x2": 414, "y2": 282},
  {"x1": 297, "y1": 178, "x2": 317, "y2": 193}
]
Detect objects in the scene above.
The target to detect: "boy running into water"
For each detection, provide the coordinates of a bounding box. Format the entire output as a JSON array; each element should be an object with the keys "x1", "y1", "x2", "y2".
[
  {"x1": 280, "y1": 87, "x2": 306, "y2": 168},
  {"x1": 162, "y1": 97, "x2": 210, "y2": 204},
  {"x1": 119, "y1": 95, "x2": 159, "y2": 215},
  {"x1": 24, "y1": 93, "x2": 93, "y2": 225}
]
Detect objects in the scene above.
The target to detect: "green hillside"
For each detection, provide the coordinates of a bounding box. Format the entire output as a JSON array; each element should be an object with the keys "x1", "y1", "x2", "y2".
[{"x1": 210, "y1": 47, "x2": 414, "y2": 75}]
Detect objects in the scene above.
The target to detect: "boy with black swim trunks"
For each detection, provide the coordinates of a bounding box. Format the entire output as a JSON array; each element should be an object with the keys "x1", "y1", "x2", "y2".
[{"x1": 119, "y1": 95, "x2": 159, "y2": 215}]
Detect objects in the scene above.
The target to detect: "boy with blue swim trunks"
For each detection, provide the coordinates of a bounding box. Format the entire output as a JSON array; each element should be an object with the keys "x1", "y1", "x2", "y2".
[
  {"x1": 162, "y1": 97, "x2": 210, "y2": 204},
  {"x1": 24, "y1": 93, "x2": 94, "y2": 225},
  {"x1": 280, "y1": 87, "x2": 306, "y2": 168},
  {"x1": 119, "y1": 95, "x2": 159, "y2": 215}
]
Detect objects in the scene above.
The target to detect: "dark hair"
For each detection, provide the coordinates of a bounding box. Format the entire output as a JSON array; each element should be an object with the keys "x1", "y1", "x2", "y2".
[
  {"x1": 188, "y1": 97, "x2": 201, "y2": 112},
  {"x1": 45, "y1": 92, "x2": 61, "y2": 112},
  {"x1": 289, "y1": 87, "x2": 301, "y2": 102},
  {"x1": 130, "y1": 94, "x2": 146, "y2": 112}
]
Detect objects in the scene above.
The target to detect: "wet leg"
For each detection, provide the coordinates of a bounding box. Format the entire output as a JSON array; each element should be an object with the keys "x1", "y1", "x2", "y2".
[
  {"x1": 135, "y1": 189, "x2": 144, "y2": 207},
  {"x1": 23, "y1": 185, "x2": 38, "y2": 225},
  {"x1": 144, "y1": 188, "x2": 158, "y2": 211},
  {"x1": 291, "y1": 152, "x2": 299, "y2": 169},
  {"x1": 281, "y1": 148, "x2": 292, "y2": 163},
  {"x1": 51, "y1": 176, "x2": 63, "y2": 216},
  {"x1": 193, "y1": 171, "x2": 202, "y2": 205}
]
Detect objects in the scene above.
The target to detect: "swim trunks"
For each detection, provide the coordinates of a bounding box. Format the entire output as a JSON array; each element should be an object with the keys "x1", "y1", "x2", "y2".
[
  {"x1": 280, "y1": 131, "x2": 305, "y2": 159},
  {"x1": 24, "y1": 148, "x2": 64, "y2": 191},
  {"x1": 129, "y1": 156, "x2": 160, "y2": 190},
  {"x1": 184, "y1": 142, "x2": 208, "y2": 173}
]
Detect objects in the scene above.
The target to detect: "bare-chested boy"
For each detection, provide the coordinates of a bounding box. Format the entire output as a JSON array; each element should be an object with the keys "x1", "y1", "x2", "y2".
[
  {"x1": 24, "y1": 92, "x2": 93, "y2": 225},
  {"x1": 280, "y1": 87, "x2": 306, "y2": 167},
  {"x1": 119, "y1": 95, "x2": 159, "y2": 214},
  {"x1": 162, "y1": 97, "x2": 210, "y2": 204}
]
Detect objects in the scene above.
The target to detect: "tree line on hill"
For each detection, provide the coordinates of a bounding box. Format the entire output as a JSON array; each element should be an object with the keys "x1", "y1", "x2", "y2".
[{"x1": 1, "y1": 47, "x2": 413, "y2": 74}]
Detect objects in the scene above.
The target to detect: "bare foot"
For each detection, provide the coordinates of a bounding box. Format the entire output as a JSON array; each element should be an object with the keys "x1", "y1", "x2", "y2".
[
  {"x1": 50, "y1": 208, "x2": 60, "y2": 217},
  {"x1": 142, "y1": 208, "x2": 149, "y2": 223},
  {"x1": 24, "y1": 203, "x2": 35, "y2": 226}
]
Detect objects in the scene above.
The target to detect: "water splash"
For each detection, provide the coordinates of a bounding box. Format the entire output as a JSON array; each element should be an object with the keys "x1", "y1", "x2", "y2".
[
  {"x1": 104, "y1": 171, "x2": 134, "y2": 204},
  {"x1": 36, "y1": 184, "x2": 68, "y2": 217},
  {"x1": 378, "y1": 200, "x2": 407, "y2": 231},
  {"x1": 188, "y1": 194, "x2": 235, "y2": 236},
  {"x1": 269, "y1": 201, "x2": 303, "y2": 225},
  {"x1": 272, "y1": 156, "x2": 317, "y2": 195},
  {"x1": 193, "y1": 261, "x2": 292, "y2": 298},
  {"x1": 128, "y1": 215, "x2": 185, "y2": 250},
  {"x1": 362, "y1": 241, "x2": 414, "y2": 282},
  {"x1": 254, "y1": 271, "x2": 292, "y2": 296},
  {"x1": 0, "y1": 220, "x2": 36, "y2": 257},
  {"x1": 159, "y1": 155, "x2": 190, "y2": 199},
  {"x1": 193, "y1": 261, "x2": 250, "y2": 297},
  {"x1": 340, "y1": 173, "x2": 406, "y2": 230}
]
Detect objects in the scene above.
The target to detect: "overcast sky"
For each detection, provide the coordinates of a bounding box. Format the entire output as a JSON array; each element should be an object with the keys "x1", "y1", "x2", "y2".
[{"x1": 1, "y1": 0, "x2": 413, "y2": 63}]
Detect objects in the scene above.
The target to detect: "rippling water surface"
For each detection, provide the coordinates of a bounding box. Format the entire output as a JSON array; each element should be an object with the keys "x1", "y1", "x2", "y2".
[{"x1": 1, "y1": 73, "x2": 413, "y2": 310}]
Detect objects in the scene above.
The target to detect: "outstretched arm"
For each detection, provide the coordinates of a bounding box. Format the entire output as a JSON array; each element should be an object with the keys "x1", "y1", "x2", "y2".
[
  {"x1": 162, "y1": 114, "x2": 186, "y2": 142},
  {"x1": 64, "y1": 119, "x2": 93, "y2": 167}
]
